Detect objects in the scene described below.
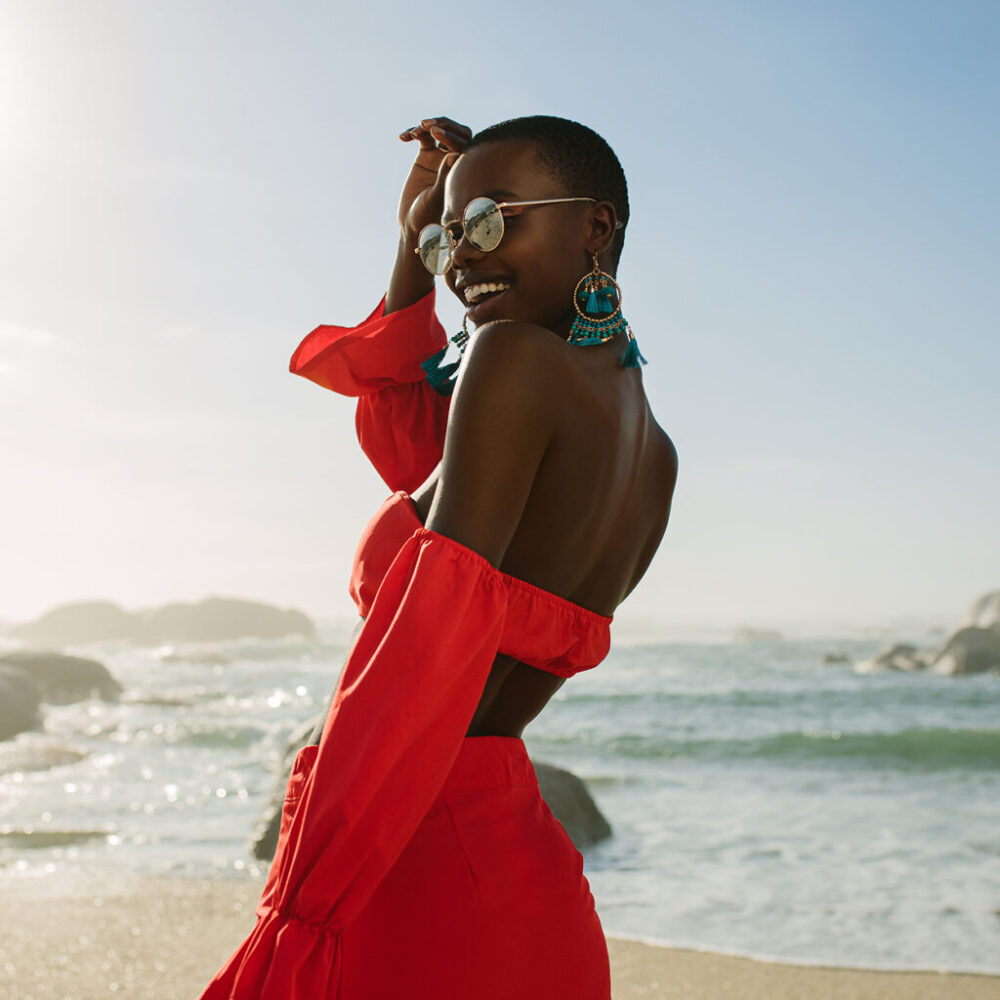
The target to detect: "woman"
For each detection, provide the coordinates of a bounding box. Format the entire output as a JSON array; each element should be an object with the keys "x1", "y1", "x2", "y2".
[{"x1": 198, "y1": 115, "x2": 678, "y2": 999}]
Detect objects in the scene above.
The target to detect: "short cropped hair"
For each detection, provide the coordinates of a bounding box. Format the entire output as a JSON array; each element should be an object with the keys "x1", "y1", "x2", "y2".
[{"x1": 468, "y1": 115, "x2": 629, "y2": 266}]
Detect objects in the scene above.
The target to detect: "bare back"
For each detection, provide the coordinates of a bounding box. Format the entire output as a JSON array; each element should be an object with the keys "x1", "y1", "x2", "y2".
[{"x1": 411, "y1": 330, "x2": 678, "y2": 737}]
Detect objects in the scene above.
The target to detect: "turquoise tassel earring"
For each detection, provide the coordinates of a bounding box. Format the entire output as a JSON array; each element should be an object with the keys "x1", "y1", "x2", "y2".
[
  {"x1": 566, "y1": 254, "x2": 647, "y2": 367},
  {"x1": 421, "y1": 314, "x2": 471, "y2": 396}
]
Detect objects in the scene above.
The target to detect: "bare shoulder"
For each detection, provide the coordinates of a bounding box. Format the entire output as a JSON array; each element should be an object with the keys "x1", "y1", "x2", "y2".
[
  {"x1": 445, "y1": 317, "x2": 559, "y2": 467},
  {"x1": 456, "y1": 319, "x2": 566, "y2": 389}
]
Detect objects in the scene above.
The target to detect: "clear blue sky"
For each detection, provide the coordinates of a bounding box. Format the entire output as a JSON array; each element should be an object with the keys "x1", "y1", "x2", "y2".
[{"x1": 1, "y1": 0, "x2": 997, "y2": 633}]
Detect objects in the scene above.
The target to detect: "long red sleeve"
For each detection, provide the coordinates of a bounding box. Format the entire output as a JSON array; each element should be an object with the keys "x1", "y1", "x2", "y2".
[
  {"x1": 288, "y1": 291, "x2": 451, "y2": 493},
  {"x1": 197, "y1": 528, "x2": 508, "y2": 999}
]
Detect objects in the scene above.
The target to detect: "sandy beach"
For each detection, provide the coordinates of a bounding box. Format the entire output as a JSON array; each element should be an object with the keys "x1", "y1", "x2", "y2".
[{"x1": 0, "y1": 875, "x2": 995, "y2": 1000}]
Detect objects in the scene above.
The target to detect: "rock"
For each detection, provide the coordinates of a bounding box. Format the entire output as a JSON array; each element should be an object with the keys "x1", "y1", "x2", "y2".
[
  {"x1": 856, "y1": 642, "x2": 931, "y2": 673},
  {"x1": 249, "y1": 717, "x2": 320, "y2": 861},
  {"x1": 733, "y1": 626, "x2": 783, "y2": 643},
  {"x1": 6, "y1": 600, "x2": 137, "y2": 645},
  {"x1": 250, "y1": 715, "x2": 613, "y2": 861},
  {"x1": 861, "y1": 590, "x2": 1000, "y2": 678},
  {"x1": 961, "y1": 591, "x2": 1000, "y2": 630},
  {"x1": 0, "y1": 650, "x2": 122, "y2": 703},
  {"x1": 7, "y1": 596, "x2": 315, "y2": 646},
  {"x1": 928, "y1": 626, "x2": 1000, "y2": 676},
  {"x1": 534, "y1": 761, "x2": 612, "y2": 848},
  {"x1": 820, "y1": 652, "x2": 850, "y2": 664},
  {"x1": 0, "y1": 665, "x2": 43, "y2": 741}
]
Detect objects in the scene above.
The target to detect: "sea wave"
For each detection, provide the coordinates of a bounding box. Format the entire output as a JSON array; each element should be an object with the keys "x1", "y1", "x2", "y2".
[{"x1": 603, "y1": 727, "x2": 1000, "y2": 769}]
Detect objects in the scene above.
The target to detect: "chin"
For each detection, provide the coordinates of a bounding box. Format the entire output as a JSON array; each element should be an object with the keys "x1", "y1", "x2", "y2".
[{"x1": 466, "y1": 287, "x2": 515, "y2": 326}]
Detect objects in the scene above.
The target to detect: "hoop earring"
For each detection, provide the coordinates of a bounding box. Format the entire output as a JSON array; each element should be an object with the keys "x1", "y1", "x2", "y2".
[
  {"x1": 566, "y1": 254, "x2": 647, "y2": 368},
  {"x1": 421, "y1": 313, "x2": 471, "y2": 396}
]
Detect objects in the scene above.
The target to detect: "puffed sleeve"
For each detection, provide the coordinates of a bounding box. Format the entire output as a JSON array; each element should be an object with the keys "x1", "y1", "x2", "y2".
[
  {"x1": 196, "y1": 528, "x2": 508, "y2": 1000},
  {"x1": 288, "y1": 290, "x2": 452, "y2": 493}
]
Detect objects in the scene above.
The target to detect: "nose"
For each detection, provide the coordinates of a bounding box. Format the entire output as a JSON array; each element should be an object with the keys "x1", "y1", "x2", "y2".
[{"x1": 451, "y1": 227, "x2": 488, "y2": 270}]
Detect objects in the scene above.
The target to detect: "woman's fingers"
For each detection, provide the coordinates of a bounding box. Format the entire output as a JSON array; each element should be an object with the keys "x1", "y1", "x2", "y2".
[
  {"x1": 430, "y1": 128, "x2": 468, "y2": 152},
  {"x1": 399, "y1": 117, "x2": 472, "y2": 151},
  {"x1": 398, "y1": 126, "x2": 438, "y2": 151},
  {"x1": 398, "y1": 126, "x2": 463, "y2": 150},
  {"x1": 395, "y1": 119, "x2": 469, "y2": 231},
  {"x1": 421, "y1": 117, "x2": 473, "y2": 140}
]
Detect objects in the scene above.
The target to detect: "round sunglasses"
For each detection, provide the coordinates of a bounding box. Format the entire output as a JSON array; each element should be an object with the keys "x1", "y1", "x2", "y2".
[{"x1": 415, "y1": 196, "x2": 605, "y2": 275}]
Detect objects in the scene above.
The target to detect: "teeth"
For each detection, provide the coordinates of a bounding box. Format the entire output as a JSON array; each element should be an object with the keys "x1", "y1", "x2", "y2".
[{"x1": 465, "y1": 282, "x2": 511, "y2": 304}]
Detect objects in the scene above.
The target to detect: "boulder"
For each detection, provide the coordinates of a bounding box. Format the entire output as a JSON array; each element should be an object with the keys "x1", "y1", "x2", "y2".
[
  {"x1": 534, "y1": 761, "x2": 612, "y2": 848},
  {"x1": 733, "y1": 626, "x2": 783, "y2": 643},
  {"x1": 250, "y1": 715, "x2": 612, "y2": 861},
  {"x1": 0, "y1": 650, "x2": 122, "y2": 703},
  {"x1": 855, "y1": 642, "x2": 931, "y2": 673},
  {"x1": 860, "y1": 589, "x2": 1000, "y2": 678},
  {"x1": 961, "y1": 591, "x2": 1000, "y2": 630},
  {"x1": 928, "y1": 626, "x2": 1000, "y2": 676},
  {"x1": 0, "y1": 665, "x2": 43, "y2": 741},
  {"x1": 249, "y1": 717, "x2": 320, "y2": 861}
]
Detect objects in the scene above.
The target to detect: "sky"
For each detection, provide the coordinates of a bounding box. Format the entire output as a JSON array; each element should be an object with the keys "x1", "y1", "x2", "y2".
[{"x1": 1, "y1": 0, "x2": 997, "y2": 635}]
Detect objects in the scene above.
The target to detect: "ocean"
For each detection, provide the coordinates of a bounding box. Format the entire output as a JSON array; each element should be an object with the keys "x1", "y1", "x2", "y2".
[{"x1": 1, "y1": 622, "x2": 997, "y2": 974}]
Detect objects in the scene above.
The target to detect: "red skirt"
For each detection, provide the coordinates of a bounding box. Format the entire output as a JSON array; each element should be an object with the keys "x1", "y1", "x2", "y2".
[{"x1": 282, "y1": 735, "x2": 611, "y2": 999}]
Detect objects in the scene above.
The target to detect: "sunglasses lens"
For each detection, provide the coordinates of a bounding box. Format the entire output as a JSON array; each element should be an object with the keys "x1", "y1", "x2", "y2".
[
  {"x1": 417, "y1": 224, "x2": 453, "y2": 274},
  {"x1": 463, "y1": 197, "x2": 504, "y2": 252}
]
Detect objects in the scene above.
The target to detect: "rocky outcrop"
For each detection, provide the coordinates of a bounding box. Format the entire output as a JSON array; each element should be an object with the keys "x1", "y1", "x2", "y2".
[
  {"x1": 7, "y1": 596, "x2": 315, "y2": 646},
  {"x1": 0, "y1": 650, "x2": 123, "y2": 703},
  {"x1": 135, "y1": 597, "x2": 314, "y2": 643},
  {"x1": 961, "y1": 591, "x2": 1000, "y2": 630},
  {"x1": 858, "y1": 591, "x2": 1000, "y2": 677},
  {"x1": 856, "y1": 642, "x2": 932, "y2": 673},
  {"x1": 733, "y1": 626, "x2": 783, "y2": 643},
  {"x1": 3, "y1": 601, "x2": 136, "y2": 645},
  {"x1": 249, "y1": 715, "x2": 613, "y2": 861},
  {"x1": 821, "y1": 652, "x2": 850, "y2": 664},
  {"x1": 929, "y1": 626, "x2": 1000, "y2": 677},
  {"x1": 0, "y1": 665, "x2": 43, "y2": 741}
]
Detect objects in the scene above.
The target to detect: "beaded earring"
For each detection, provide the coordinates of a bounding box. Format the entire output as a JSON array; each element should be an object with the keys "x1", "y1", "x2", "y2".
[
  {"x1": 420, "y1": 314, "x2": 470, "y2": 396},
  {"x1": 566, "y1": 254, "x2": 647, "y2": 367}
]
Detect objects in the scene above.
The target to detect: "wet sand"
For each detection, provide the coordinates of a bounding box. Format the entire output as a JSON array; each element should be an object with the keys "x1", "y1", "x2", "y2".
[{"x1": 0, "y1": 875, "x2": 996, "y2": 999}]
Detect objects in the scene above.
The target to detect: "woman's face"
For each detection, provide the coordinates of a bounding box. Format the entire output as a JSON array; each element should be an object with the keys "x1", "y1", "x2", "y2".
[{"x1": 442, "y1": 139, "x2": 607, "y2": 337}]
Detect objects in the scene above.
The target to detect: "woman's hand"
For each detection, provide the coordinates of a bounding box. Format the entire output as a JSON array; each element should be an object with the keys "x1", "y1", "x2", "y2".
[{"x1": 397, "y1": 117, "x2": 472, "y2": 236}]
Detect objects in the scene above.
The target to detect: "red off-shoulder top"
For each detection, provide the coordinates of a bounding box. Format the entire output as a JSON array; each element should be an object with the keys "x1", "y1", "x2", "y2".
[{"x1": 197, "y1": 290, "x2": 613, "y2": 1000}]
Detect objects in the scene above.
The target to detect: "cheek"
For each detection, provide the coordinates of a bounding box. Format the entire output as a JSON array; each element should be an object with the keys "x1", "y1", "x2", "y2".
[
  {"x1": 504, "y1": 235, "x2": 576, "y2": 288},
  {"x1": 519, "y1": 254, "x2": 582, "y2": 302}
]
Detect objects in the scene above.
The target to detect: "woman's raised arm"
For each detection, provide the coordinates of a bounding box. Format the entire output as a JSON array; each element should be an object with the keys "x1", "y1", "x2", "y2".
[{"x1": 386, "y1": 117, "x2": 471, "y2": 314}]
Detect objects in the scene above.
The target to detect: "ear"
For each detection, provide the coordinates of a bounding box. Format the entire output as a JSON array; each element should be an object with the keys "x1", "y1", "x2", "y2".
[{"x1": 584, "y1": 200, "x2": 619, "y2": 259}]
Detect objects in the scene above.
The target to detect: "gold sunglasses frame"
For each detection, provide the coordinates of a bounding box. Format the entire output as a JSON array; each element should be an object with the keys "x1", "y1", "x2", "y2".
[{"x1": 414, "y1": 196, "x2": 618, "y2": 274}]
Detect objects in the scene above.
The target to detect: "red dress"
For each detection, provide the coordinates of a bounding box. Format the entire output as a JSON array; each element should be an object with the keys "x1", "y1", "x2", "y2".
[{"x1": 196, "y1": 291, "x2": 614, "y2": 999}]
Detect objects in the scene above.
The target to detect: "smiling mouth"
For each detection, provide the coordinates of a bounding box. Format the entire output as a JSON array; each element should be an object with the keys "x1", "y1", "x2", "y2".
[{"x1": 463, "y1": 281, "x2": 512, "y2": 305}]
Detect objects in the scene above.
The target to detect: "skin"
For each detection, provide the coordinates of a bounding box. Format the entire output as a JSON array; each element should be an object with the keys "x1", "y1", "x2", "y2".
[{"x1": 355, "y1": 117, "x2": 678, "y2": 739}]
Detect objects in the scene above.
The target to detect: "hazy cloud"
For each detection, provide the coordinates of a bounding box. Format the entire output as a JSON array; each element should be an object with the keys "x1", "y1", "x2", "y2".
[{"x1": 0, "y1": 319, "x2": 68, "y2": 348}]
